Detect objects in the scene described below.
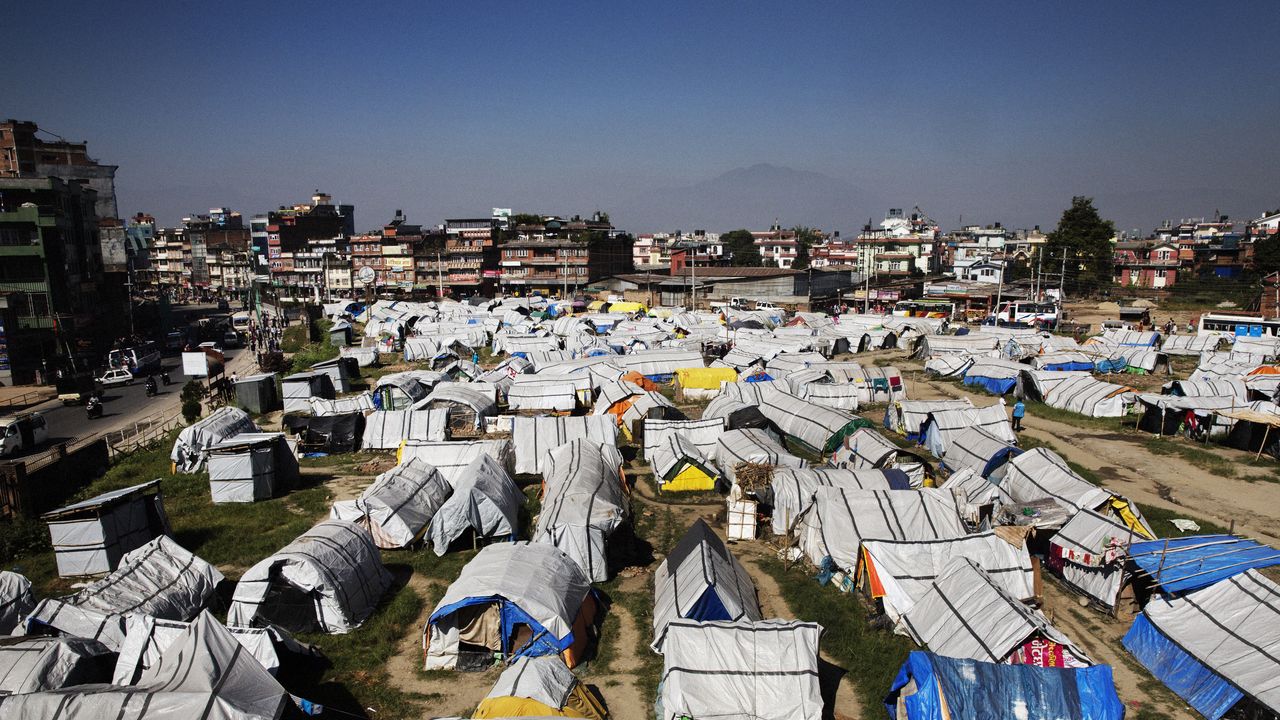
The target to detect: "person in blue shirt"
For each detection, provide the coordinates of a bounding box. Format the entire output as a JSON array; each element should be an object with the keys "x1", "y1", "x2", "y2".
[{"x1": 1012, "y1": 399, "x2": 1026, "y2": 431}]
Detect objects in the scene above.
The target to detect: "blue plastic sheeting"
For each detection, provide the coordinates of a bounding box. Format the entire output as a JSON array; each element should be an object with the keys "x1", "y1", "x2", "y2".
[
  {"x1": 1045, "y1": 361, "x2": 1095, "y2": 372},
  {"x1": 980, "y1": 446, "x2": 1023, "y2": 478},
  {"x1": 743, "y1": 373, "x2": 775, "y2": 383},
  {"x1": 1095, "y1": 357, "x2": 1129, "y2": 374},
  {"x1": 885, "y1": 651, "x2": 1125, "y2": 720},
  {"x1": 884, "y1": 468, "x2": 912, "y2": 490},
  {"x1": 687, "y1": 587, "x2": 731, "y2": 622},
  {"x1": 430, "y1": 594, "x2": 574, "y2": 659},
  {"x1": 962, "y1": 375, "x2": 1018, "y2": 395},
  {"x1": 1129, "y1": 535, "x2": 1280, "y2": 594},
  {"x1": 1123, "y1": 613, "x2": 1242, "y2": 720}
]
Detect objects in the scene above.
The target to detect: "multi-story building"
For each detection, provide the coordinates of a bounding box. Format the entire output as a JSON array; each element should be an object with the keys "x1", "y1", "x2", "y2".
[
  {"x1": 182, "y1": 212, "x2": 251, "y2": 291},
  {"x1": 1114, "y1": 240, "x2": 1180, "y2": 288},
  {"x1": 252, "y1": 191, "x2": 353, "y2": 269},
  {"x1": 753, "y1": 227, "x2": 799, "y2": 269},
  {"x1": 852, "y1": 208, "x2": 941, "y2": 277},
  {"x1": 499, "y1": 214, "x2": 632, "y2": 296},
  {"x1": 347, "y1": 212, "x2": 423, "y2": 295},
  {"x1": 946, "y1": 224, "x2": 1012, "y2": 277},
  {"x1": 0, "y1": 119, "x2": 119, "y2": 220},
  {"x1": 431, "y1": 216, "x2": 502, "y2": 297},
  {"x1": 1005, "y1": 226, "x2": 1048, "y2": 264},
  {"x1": 634, "y1": 230, "x2": 721, "y2": 269},
  {"x1": 1249, "y1": 211, "x2": 1280, "y2": 239}
]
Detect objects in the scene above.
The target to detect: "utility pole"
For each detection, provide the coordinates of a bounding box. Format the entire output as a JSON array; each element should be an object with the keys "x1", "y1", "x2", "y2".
[
  {"x1": 562, "y1": 252, "x2": 568, "y2": 300},
  {"x1": 1059, "y1": 249, "x2": 1067, "y2": 302},
  {"x1": 1034, "y1": 245, "x2": 1044, "y2": 301},
  {"x1": 994, "y1": 258, "x2": 1005, "y2": 326},
  {"x1": 124, "y1": 252, "x2": 136, "y2": 338},
  {"x1": 436, "y1": 250, "x2": 444, "y2": 300},
  {"x1": 862, "y1": 244, "x2": 871, "y2": 313},
  {"x1": 690, "y1": 252, "x2": 697, "y2": 311}
]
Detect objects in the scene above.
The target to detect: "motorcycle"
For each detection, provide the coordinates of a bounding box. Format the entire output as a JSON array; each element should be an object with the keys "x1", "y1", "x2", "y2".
[
  {"x1": 145, "y1": 377, "x2": 158, "y2": 397},
  {"x1": 160, "y1": 372, "x2": 171, "y2": 386},
  {"x1": 86, "y1": 397, "x2": 103, "y2": 420}
]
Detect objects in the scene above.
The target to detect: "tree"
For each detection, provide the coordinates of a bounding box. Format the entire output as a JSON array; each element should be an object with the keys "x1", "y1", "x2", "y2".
[
  {"x1": 1044, "y1": 196, "x2": 1116, "y2": 295},
  {"x1": 721, "y1": 229, "x2": 761, "y2": 267},
  {"x1": 790, "y1": 226, "x2": 822, "y2": 270},
  {"x1": 1254, "y1": 231, "x2": 1280, "y2": 277}
]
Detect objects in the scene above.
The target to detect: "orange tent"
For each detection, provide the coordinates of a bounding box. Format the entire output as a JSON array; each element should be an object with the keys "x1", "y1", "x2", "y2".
[{"x1": 621, "y1": 371, "x2": 658, "y2": 390}]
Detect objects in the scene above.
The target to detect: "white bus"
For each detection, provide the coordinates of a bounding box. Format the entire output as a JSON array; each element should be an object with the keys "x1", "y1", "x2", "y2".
[
  {"x1": 1197, "y1": 313, "x2": 1280, "y2": 337},
  {"x1": 231, "y1": 311, "x2": 252, "y2": 332},
  {"x1": 892, "y1": 300, "x2": 955, "y2": 319},
  {"x1": 991, "y1": 301, "x2": 1059, "y2": 328}
]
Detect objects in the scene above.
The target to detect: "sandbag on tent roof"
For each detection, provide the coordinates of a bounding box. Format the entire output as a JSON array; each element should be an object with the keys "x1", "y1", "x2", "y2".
[
  {"x1": 0, "y1": 636, "x2": 113, "y2": 694},
  {"x1": 425, "y1": 542, "x2": 595, "y2": 670},
  {"x1": 170, "y1": 406, "x2": 259, "y2": 473},
  {"x1": 473, "y1": 655, "x2": 607, "y2": 720},
  {"x1": 421, "y1": 382, "x2": 498, "y2": 432},
  {"x1": 330, "y1": 458, "x2": 451, "y2": 549},
  {"x1": 282, "y1": 411, "x2": 364, "y2": 453},
  {"x1": 920, "y1": 403, "x2": 1016, "y2": 459},
  {"x1": 863, "y1": 531, "x2": 1035, "y2": 622},
  {"x1": 1049, "y1": 508, "x2": 1141, "y2": 609},
  {"x1": 885, "y1": 651, "x2": 1125, "y2": 720},
  {"x1": 506, "y1": 374, "x2": 590, "y2": 412},
  {"x1": 398, "y1": 438, "x2": 514, "y2": 482},
  {"x1": 512, "y1": 415, "x2": 618, "y2": 475},
  {"x1": 0, "y1": 571, "x2": 34, "y2": 634},
  {"x1": 659, "y1": 619, "x2": 824, "y2": 720},
  {"x1": 650, "y1": 519, "x2": 762, "y2": 652},
  {"x1": 207, "y1": 433, "x2": 299, "y2": 504},
  {"x1": 1020, "y1": 370, "x2": 1136, "y2": 417},
  {"x1": 309, "y1": 391, "x2": 376, "y2": 416},
  {"x1": 714, "y1": 429, "x2": 805, "y2": 485},
  {"x1": 228, "y1": 519, "x2": 391, "y2": 634},
  {"x1": 939, "y1": 426, "x2": 1021, "y2": 477},
  {"x1": 651, "y1": 433, "x2": 720, "y2": 492},
  {"x1": 535, "y1": 440, "x2": 628, "y2": 582},
  {"x1": 795, "y1": 488, "x2": 968, "y2": 572},
  {"x1": 769, "y1": 467, "x2": 909, "y2": 536},
  {"x1": 829, "y1": 428, "x2": 934, "y2": 488},
  {"x1": 361, "y1": 408, "x2": 449, "y2": 449},
  {"x1": 754, "y1": 389, "x2": 864, "y2": 454},
  {"x1": 962, "y1": 357, "x2": 1025, "y2": 394},
  {"x1": 643, "y1": 417, "x2": 724, "y2": 462},
  {"x1": 27, "y1": 536, "x2": 223, "y2": 652},
  {"x1": 429, "y1": 454, "x2": 524, "y2": 556},
  {"x1": 0, "y1": 612, "x2": 292, "y2": 720},
  {"x1": 1129, "y1": 535, "x2": 1280, "y2": 594},
  {"x1": 901, "y1": 558, "x2": 1090, "y2": 667},
  {"x1": 885, "y1": 399, "x2": 974, "y2": 439},
  {"x1": 1124, "y1": 570, "x2": 1280, "y2": 720}
]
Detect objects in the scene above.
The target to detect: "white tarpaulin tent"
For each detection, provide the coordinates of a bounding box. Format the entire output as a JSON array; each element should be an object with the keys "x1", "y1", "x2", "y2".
[
  {"x1": 1021, "y1": 370, "x2": 1136, "y2": 417},
  {"x1": 0, "y1": 636, "x2": 112, "y2": 694},
  {"x1": 207, "y1": 433, "x2": 298, "y2": 503},
  {"x1": 1049, "y1": 508, "x2": 1137, "y2": 608},
  {"x1": 0, "y1": 612, "x2": 292, "y2": 720},
  {"x1": 330, "y1": 458, "x2": 452, "y2": 548},
  {"x1": 643, "y1": 418, "x2": 725, "y2": 462},
  {"x1": 397, "y1": 439, "x2": 514, "y2": 483},
  {"x1": 0, "y1": 571, "x2": 34, "y2": 634},
  {"x1": 996, "y1": 447, "x2": 1112, "y2": 514},
  {"x1": 361, "y1": 409, "x2": 449, "y2": 449},
  {"x1": 228, "y1": 519, "x2": 391, "y2": 634},
  {"x1": 429, "y1": 454, "x2": 524, "y2": 556},
  {"x1": 535, "y1": 440, "x2": 627, "y2": 582},
  {"x1": 900, "y1": 558, "x2": 1089, "y2": 666},
  {"x1": 111, "y1": 615, "x2": 288, "y2": 685},
  {"x1": 507, "y1": 374, "x2": 591, "y2": 411},
  {"x1": 41, "y1": 481, "x2": 171, "y2": 577},
  {"x1": 281, "y1": 371, "x2": 334, "y2": 413},
  {"x1": 714, "y1": 429, "x2": 805, "y2": 485},
  {"x1": 939, "y1": 426, "x2": 1021, "y2": 477},
  {"x1": 768, "y1": 467, "x2": 904, "y2": 536},
  {"x1": 651, "y1": 519, "x2": 762, "y2": 652},
  {"x1": 885, "y1": 399, "x2": 973, "y2": 438},
  {"x1": 650, "y1": 433, "x2": 721, "y2": 491},
  {"x1": 829, "y1": 427, "x2": 932, "y2": 488},
  {"x1": 420, "y1": 383, "x2": 498, "y2": 430},
  {"x1": 795, "y1": 488, "x2": 967, "y2": 571},
  {"x1": 861, "y1": 532, "x2": 1035, "y2": 622},
  {"x1": 613, "y1": 349, "x2": 704, "y2": 378},
  {"x1": 511, "y1": 415, "x2": 618, "y2": 475},
  {"x1": 309, "y1": 392, "x2": 376, "y2": 416},
  {"x1": 171, "y1": 406, "x2": 258, "y2": 473},
  {"x1": 659, "y1": 619, "x2": 824, "y2": 720},
  {"x1": 920, "y1": 403, "x2": 1015, "y2": 459},
  {"x1": 754, "y1": 390, "x2": 862, "y2": 455}
]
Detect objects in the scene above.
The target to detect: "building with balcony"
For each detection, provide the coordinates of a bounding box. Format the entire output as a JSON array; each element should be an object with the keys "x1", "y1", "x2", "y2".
[
  {"x1": 434, "y1": 217, "x2": 502, "y2": 296},
  {"x1": 753, "y1": 227, "x2": 800, "y2": 269},
  {"x1": 634, "y1": 230, "x2": 721, "y2": 270},
  {"x1": 499, "y1": 237, "x2": 634, "y2": 297},
  {"x1": 252, "y1": 191, "x2": 353, "y2": 269},
  {"x1": 946, "y1": 224, "x2": 1013, "y2": 277},
  {"x1": 1114, "y1": 241, "x2": 1180, "y2": 288},
  {"x1": 851, "y1": 208, "x2": 941, "y2": 277}
]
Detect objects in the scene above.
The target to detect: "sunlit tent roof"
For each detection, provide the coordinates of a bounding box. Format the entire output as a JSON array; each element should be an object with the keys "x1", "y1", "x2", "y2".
[
  {"x1": 0, "y1": 636, "x2": 112, "y2": 695},
  {"x1": 829, "y1": 427, "x2": 934, "y2": 488},
  {"x1": 473, "y1": 655, "x2": 607, "y2": 720},
  {"x1": 111, "y1": 614, "x2": 292, "y2": 686},
  {"x1": 996, "y1": 447, "x2": 1111, "y2": 513},
  {"x1": 612, "y1": 348, "x2": 705, "y2": 379},
  {"x1": 397, "y1": 439, "x2": 514, "y2": 483},
  {"x1": 659, "y1": 619, "x2": 824, "y2": 720},
  {"x1": 796, "y1": 488, "x2": 967, "y2": 571},
  {"x1": 330, "y1": 457, "x2": 452, "y2": 549},
  {"x1": 1049, "y1": 508, "x2": 1140, "y2": 608},
  {"x1": 714, "y1": 429, "x2": 805, "y2": 485},
  {"x1": 535, "y1": 440, "x2": 628, "y2": 582},
  {"x1": 769, "y1": 467, "x2": 908, "y2": 536},
  {"x1": 309, "y1": 392, "x2": 376, "y2": 416},
  {"x1": 1129, "y1": 535, "x2": 1280, "y2": 594},
  {"x1": 1125, "y1": 570, "x2": 1280, "y2": 720},
  {"x1": 961, "y1": 357, "x2": 1026, "y2": 394},
  {"x1": 702, "y1": 395, "x2": 774, "y2": 432},
  {"x1": 171, "y1": 406, "x2": 259, "y2": 473},
  {"x1": 651, "y1": 519, "x2": 762, "y2": 652},
  {"x1": 1020, "y1": 370, "x2": 1136, "y2": 417},
  {"x1": 507, "y1": 374, "x2": 589, "y2": 412},
  {"x1": 511, "y1": 415, "x2": 618, "y2": 475},
  {"x1": 429, "y1": 454, "x2": 524, "y2": 556},
  {"x1": 361, "y1": 409, "x2": 449, "y2": 449},
  {"x1": 754, "y1": 389, "x2": 864, "y2": 454},
  {"x1": 939, "y1": 426, "x2": 1021, "y2": 477},
  {"x1": 921, "y1": 404, "x2": 1015, "y2": 459},
  {"x1": 0, "y1": 571, "x2": 34, "y2": 635},
  {"x1": 643, "y1": 417, "x2": 724, "y2": 462},
  {"x1": 885, "y1": 399, "x2": 973, "y2": 438}
]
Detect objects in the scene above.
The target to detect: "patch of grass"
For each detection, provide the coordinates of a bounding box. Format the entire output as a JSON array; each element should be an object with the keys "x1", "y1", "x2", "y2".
[
  {"x1": 759, "y1": 557, "x2": 913, "y2": 720},
  {"x1": 1022, "y1": 399, "x2": 1131, "y2": 433},
  {"x1": 1144, "y1": 437, "x2": 1238, "y2": 478},
  {"x1": 1139, "y1": 503, "x2": 1230, "y2": 536}
]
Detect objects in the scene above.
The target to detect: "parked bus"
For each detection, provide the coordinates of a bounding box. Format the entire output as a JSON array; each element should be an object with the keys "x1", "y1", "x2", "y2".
[
  {"x1": 990, "y1": 300, "x2": 1059, "y2": 328},
  {"x1": 107, "y1": 340, "x2": 162, "y2": 375},
  {"x1": 231, "y1": 311, "x2": 252, "y2": 333},
  {"x1": 1197, "y1": 313, "x2": 1280, "y2": 337},
  {"x1": 892, "y1": 300, "x2": 955, "y2": 319}
]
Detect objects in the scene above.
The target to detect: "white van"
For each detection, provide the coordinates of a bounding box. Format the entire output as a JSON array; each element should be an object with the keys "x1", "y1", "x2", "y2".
[{"x1": 0, "y1": 413, "x2": 48, "y2": 457}]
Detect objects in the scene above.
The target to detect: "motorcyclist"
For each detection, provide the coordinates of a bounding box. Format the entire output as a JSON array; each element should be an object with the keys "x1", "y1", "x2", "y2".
[
  {"x1": 145, "y1": 375, "x2": 158, "y2": 396},
  {"x1": 86, "y1": 394, "x2": 103, "y2": 419},
  {"x1": 160, "y1": 371, "x2": 171, "y2": 386}
]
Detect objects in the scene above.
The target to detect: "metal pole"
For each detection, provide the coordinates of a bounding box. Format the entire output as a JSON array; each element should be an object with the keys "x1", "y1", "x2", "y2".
[
  {"x1": 691, "y1": 252, "x2": 697, "y2": 311},
  {"x1": 995, "y1": 260, "x2": 1005, "y2": 326},
  {"x1": 1035, "y1": 245, "x2": 1044, "y2": 301},
  {"x1": 863, "y1": 244, "x2": 870, "y2": 313},
  {"x1": 436, "y1": 250, "x2": 443, "y2": 300},
  {"x1": 1059, "y1": 249, "x2": 1067, "y2": 301}
]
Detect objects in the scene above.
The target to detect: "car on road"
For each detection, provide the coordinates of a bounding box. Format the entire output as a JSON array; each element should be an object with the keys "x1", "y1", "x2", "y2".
[
  {"x1": 97, "y1": 368, "x2": 134, "y2": 387},
  {"x1": 223, "y1": 330, "x2": 242, "y2": 348},
  {"x1": 0, "y1": 413, "x2": 48, "y2": 457},
  {"x1": 217, "y1": 299, "x2": 230, "y2": 312}
]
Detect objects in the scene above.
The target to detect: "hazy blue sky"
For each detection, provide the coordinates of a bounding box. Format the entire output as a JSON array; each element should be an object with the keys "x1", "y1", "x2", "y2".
[{"x1": 7, "y1": 1, "x2": 1279, "y2": 234}]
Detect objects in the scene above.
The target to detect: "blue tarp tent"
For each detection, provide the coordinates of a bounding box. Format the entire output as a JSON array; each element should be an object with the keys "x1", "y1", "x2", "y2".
[
  {"x1": 1129, "y1": 535, "x2": 1280, "y2": 594},
  {"x1": 885, "y1": 651, "x2": 1124, "y2": 720},
  {"x1": 1123, "y1": 613, "x2": 1242, "y2": 719}
]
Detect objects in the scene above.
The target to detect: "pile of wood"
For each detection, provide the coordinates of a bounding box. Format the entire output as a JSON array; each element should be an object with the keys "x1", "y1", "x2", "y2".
[{"x1": 733, "y1": 462, "x2": 774, "y2": 494}]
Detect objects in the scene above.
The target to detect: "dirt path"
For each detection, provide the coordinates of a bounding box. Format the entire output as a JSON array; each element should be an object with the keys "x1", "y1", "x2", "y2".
[{"x1": 583, "y1": 574, "x2": 650, "y2": 720}]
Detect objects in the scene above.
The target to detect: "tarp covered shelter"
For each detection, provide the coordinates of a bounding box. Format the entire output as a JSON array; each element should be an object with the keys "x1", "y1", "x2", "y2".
[
  {"x1": 373, "y1": 372, "x2": 432, "y2": 410},
  {"x1": 754, "y1": 390, "x2": 864, "y2": 454},
  {"x1": 997, "y1": 448, "x2": 1152, "y2": 537},
  {"x1": 425, "y1": 542, "x2": 595, "y2": 670},
  {"x1": 207, "y1": 432, "x2": 298, "y2": 503},
  {"x1": 1124, "y1": 570, "x2": 1280, "y2": 720},
  {"x1": 112, "y1": 615, "x2": 291, "y2": 685},
  {"x1": 429, "y1": 453, "x2": 524, "y2": 556},
  {"x1": 901, "y1": 558, "x2": 1089, "y2": 666},
  {"x1": 27, "y1": 536, "x2": 223, "y2": 651},
  {"x1": 939, "y1": 426, "x2": 1021, "y2": 477},
  {"x1": 1020, "y1": 371, "x2": 1136, "y2": 417},
  {"x1": 42, "y1": 480, "x2": 171, "y2": 577},
  {"x1": 658, "y1": 619, "x2": 824, "y2": 720},
  {"x1": 643, "y1": 417, "x2": 724, "y2": 463},
  {"x1": 962, "y1": 357, "x2": 1026, "y2": 395},
  {"x1": 331, "y1": 458, "x2": 452, "y2": 549},
  {"x1": 1050, "y1": 507, "x2": 1142, "y2": 609},
  {"x1": 650, "y1": 433, "x2": 720, "y2": 492},
  {"x1": 282, "y1": 411, "x2": 364, "y2": 453},
  {"x1": 0, "y1": 571, "x2": 34, "y2": 635},
  {"x1": 281, "y1": 370, "x2": 334, "y2": 413},
  {"x1": 472, "y1": 655, "x2": 607, "y2": 720},
  {"x1": 885, "y1": 399, "x2": 974, "y2": 439},
  {"x1": 309, "y1": 392, "x2": 376, "y2": 416},
  {"x1": 920, "y1": 404, "x2": 1016, "y2": 460},
  {"x1": 233, "y1": 373, "x2": 279, "y2": 414},
  {"x1": 361, "y1": 408, "x2": 449, "y2": 449},
  {"x1": 769, "y1": 467, "x2": 908, "y2": 536},
  {"x1": 535, "y1": 441, "x2": 628, "y2": 582},
  {"x1": 862, "y1": 531, "x2": 1036, "y2": 622},
  {"x1": 651, "y1": 519, "x2": 761, "y2": 652},
  {"x1": 613, "y1": 348, "x2": 704, "y2": 381},
  {"x1": 674, "y1": 366, "x2": 737, "y2": 400},
  {"x1": 714, "y1": 429, "x2": 805, "y2": 485},
  {"x1": 829, "y1": 428, "x2": 934, "y2": 488},
  {"x1": 0, "y1": 612, "x2": 292, "y2": 720},
  {"x1": 421, "y1": 383, "x2": 498, "y2": 432},
  {"x1": 507, "y1": 374, "x2": 590, "y2": 412},
  {"x1": 398, "y1": 438, "x2": 514, "y2": 483},
  {"x1": 1129, "y1": 535, "x2": 1280, "y2": 594},
  {"x1": 228, "y1": 519, "x2": 392, "y2": 634},
  {"x1": 796, "y1": 488, "x2": 968, "y2": 571},
  {"x1": 171, "y1": 406, "x2": 259, "y2": 473},
  {"x1": 885, "y1": 651, "x2": 1124, "y2": 720},
  {"x1": 0, "y1": 636, "x2": 113, "y2": 695},
  {"x1": 702, "y1": 395, "x2": 773, "y2": 433},
  {"x1": 512, "y1": 415, "x2": 618, "y2": 476}
]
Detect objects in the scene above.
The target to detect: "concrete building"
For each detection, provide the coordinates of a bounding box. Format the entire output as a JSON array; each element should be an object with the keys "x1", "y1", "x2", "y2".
[
  {"x1": 252, "y1": 191, "x2": 353, "y2": 269},
  {"x1": 498, "y1": 214, "x2": 632, "y2": 297},
  {"x1": 753, "y1": 227, "x2": 800, "y2": 269},
  {"x1": 603, "y1": 266, "x2": 852, "y2": 311},
  {"x1": 852, "y1": 208, "x2": 941, "y2": 277},
  {"x1": 634, "y1": 230, "x2": 721, "y2": 270},
  {"x1": 0, "y1": 119, "x2": 119, "y2": 220},
  {"x1": 1113, "y1": 241, "x2": 1180, "y2": 289}
]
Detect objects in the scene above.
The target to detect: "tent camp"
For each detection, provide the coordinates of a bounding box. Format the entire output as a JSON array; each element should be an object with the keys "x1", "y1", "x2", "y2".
[
  {"x1": 885, "y1": 651, "x2": 1125, "y2": 720},
  {"x1": 171, "y1": 406, "x2": 259, "y2": 473},
  {"x1": 207, "y1": 432, "x2": 299, "y2": 503},
  {"x1": 643, "y1": 417, "x2": 725, "y2": 462},
  {"x1": 795, "y1": 488, "x2": 968, "y2": 572},
  {"x1": 535, "y1": 440, "x2": 628, "y2": 582},
  {"x1": 0, "y1": 636, "x2": 113, "y2": 694},
  {"x1": 1019, "y1": 371, "x2": 1136, "y2": 417},
  {"x1": 651, "y1": 519, "x2": 762, "y2": 652},
  {"x1": 939, "y1": 426, "x2": 1021, "y2": 477},
  {"x1": 420, "y1": 383, "x2": 498, "y2": 433},
  {"x1": 397, "y1": 438, "x2": 514, "y2": 482},
  {"x1": 511, "y1": 415, "x2": 618, "y2": 476},
  {"x1": 507, "y1": 374, "x2": 591, "y2": 412},
  {"x1": 429, "y1": 453, "x2": 524, "y2": 556},
  {"x1": 361, "y1": 408, "x2": 449, "y2": 449},
  {"x1": 862, "y1": 532, "x2": 1036, "y2": 622},
  {"x1": 920, "y1": 404, "x2": 1016, "y2": 459},
  {"x1": 111, "y1": 614, "x2": 294, "y2": 685},
  {"x1": 281, "y1": 370, "x2": 335, "y2": 413},
  {"x1": 885, "y1": 399, "x2": 974, "y2": 439},
  {"x1": 658, "y1": 619, "x2": 824, "y2": 720},
  {"x1": 26, "y1": 536, "x2": 223, "y2": 651},
  {"x1": 650, "y1": 433, "x2": 720, "y2": 492},
  {"x1": 768, "y1": 467, "x2": 908, "y2": 536},
  {"x1": 42, "y1": 480, "x2": 171, "y2": 577},
  {"x1": 901, "y1": 558, "x2": 1089, "y2": 667},
  {"x1": 0, "y1": 571, "x2": 34, "y2": 634},
  {"x1": 472, "y1": 655, "x2": 607, "y2": 720},
  {"x1": 1124, "y1": 570, "x2": 1280, "y2": 720},
  {"x1": 424, "y1": 542, "x2": 595, "y2": 670},
  {"x1": 330, "y1": 458, "x2": 452, "y2": 549},
  {"x1": 714, "y1": 429, "x2": 806, "y2": 485},
  {"x1": 754, "y1": 390, "x2": 865, "y2": 455},
  {"x1": 1128, "y1": 535, "x2": 1280, "y2": 594},
  {"x1": 829, "y1": 428, "x2": 934, "y2": 488},
  {"x1": 228, "y1": 519, "x2": 392, "y2": 634},
  {"x1": 0, "y1": 612, "x2": 292, "y2": 720},
  {"x1": 1049, "y1": 508, "x2": 1140, "y2": 609},
  {"x1": 282, "y1": 412, "x2": 364, "y2": 453}
]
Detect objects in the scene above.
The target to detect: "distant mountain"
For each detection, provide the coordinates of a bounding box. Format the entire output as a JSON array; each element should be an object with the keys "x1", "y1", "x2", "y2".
[{"x1": 615, "y1": 163, "x2": 876, "y2": 232}]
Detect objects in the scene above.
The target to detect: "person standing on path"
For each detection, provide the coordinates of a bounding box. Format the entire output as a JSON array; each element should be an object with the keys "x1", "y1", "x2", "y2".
[{"x1": 1012, "y1": 399, "x2": 1026, "y2": 431}]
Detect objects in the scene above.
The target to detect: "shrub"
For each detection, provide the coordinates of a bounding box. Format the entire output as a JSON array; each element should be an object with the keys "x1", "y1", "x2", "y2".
[{"x1": 181, "y1": 398, "x2": 201, "y2": 423}]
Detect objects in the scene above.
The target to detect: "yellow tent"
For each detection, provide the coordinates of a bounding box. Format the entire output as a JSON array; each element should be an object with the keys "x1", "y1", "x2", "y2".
[
  {"x1": 607, "y1": 301, "x2": 648, "y2": 314},
  {"x1": 474, "y1": 688, "x2": 607, "y2": 719},
  {"x1": 660, "y1": 463, "x2": 716, "y2": 492},
  {"x1": 674, "y1": 366, "x2": 738, "y2": 389}
]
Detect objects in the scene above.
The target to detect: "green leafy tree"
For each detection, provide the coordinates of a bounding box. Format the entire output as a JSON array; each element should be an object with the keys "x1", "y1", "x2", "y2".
[
  {"x1": 1254, "y1": 231, "x2": 1280, "y2": 277},
  {"x1": 790, "y1": 226, "x2": 822, "y2": 270},
  {"x1": 1044, "y1": 197, "x2": 1116, "y2": 295},
  {"x1": 721, "y1": 229, "x2": 761, "y2": 267}
]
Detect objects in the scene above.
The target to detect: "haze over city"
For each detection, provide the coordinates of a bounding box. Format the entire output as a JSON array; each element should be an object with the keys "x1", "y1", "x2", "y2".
[{"x1": 7, "y1": 0, "x2": 1278, "y2": 233}]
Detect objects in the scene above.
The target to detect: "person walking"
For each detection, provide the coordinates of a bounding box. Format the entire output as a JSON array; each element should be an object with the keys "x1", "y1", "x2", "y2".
[{"x1": 1012, "y1": 399, "x2": 1026, "y2": 432}]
